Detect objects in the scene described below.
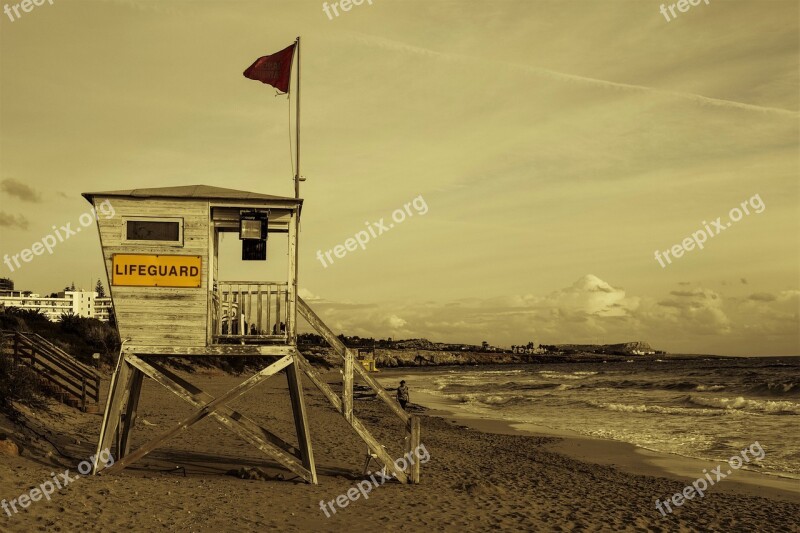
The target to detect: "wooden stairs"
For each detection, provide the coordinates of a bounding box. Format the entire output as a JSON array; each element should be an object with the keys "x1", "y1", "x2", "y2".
[{"x1": 0, "y1": 330, "x2": 102, "y2": 412}]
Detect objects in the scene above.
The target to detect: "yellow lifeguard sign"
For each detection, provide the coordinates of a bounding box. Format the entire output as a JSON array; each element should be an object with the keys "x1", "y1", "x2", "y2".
[
  {"x1": 112, "y1": 254, "x2": 202, "y2": 287},
  {"x1": 84, "y1": 185, "x2": 420, "y2": 486}
]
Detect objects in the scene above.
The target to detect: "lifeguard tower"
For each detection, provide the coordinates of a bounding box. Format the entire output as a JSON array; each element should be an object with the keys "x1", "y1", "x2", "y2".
[{"x1": 83, "y1": 185, "x2": 420, "y2": 484}]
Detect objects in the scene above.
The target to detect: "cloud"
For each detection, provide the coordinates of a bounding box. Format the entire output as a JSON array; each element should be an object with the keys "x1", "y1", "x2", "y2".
[
  {"x1": 656, "y1": 288, "x2": 730, "y2": 335},
  {"x1": 303, "y1": 275, "x2": 614, "y2": 341},
  {"x1": 299, "y1": 276, "x2": 798, "y2": 355},
  {"x1": 669, "y1": 289, "x2": 713, "y2": 298},
  {"x1": 0, "y1": 212, "x2": 29, "y2": 229},
  {"x1": 386, "y1": 315, "x2": 407, "y2": 329},
  {"x1": 1, "y1": 179, "x2": 42, "y2": 203},
  {"x1": 543, "y1": 275, "x2": 638, "y2": 318}
]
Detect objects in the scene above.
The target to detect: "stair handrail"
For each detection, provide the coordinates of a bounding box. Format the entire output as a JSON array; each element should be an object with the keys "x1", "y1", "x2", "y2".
[
  {"x1": 28, "y1": 332, "x2": 101, "y2": 378},
  {"x1": 14, "y1": 333, "x2": 99, "y2": 388},
  {"x1": 3, "y1": 329, "x2": 101, "y2": 405}
]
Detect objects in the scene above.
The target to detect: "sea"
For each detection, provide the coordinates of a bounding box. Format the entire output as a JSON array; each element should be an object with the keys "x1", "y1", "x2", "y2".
[{"x1": 380, "y1": 356, "x2": 800, "y2": 479}]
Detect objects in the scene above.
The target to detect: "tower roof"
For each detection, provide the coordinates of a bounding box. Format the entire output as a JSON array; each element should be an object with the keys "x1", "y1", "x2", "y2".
[{"x1": 82, "y1": 185, "x2": 302, "y2": 204}]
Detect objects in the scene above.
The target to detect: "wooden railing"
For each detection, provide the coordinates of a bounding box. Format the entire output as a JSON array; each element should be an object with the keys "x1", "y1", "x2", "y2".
[
  {"x1": 213, "y1": 282, "x2": 289, "y2": 343},
  {"x1": 0, "y1": 330, "x2": 102, "y2": 412},
  {"x1": 296, "y1": 296, "x2": 421, "y2": 484}
]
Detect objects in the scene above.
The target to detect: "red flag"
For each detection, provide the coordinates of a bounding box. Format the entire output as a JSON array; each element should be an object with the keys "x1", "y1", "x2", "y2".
[{"x1": 243, "y1": 43, "x2": 296, "y2": 93}]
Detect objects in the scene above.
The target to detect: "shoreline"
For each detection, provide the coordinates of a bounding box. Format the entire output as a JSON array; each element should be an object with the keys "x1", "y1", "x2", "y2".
[{"x1": 380, "y1": 371, "x2": 800, "y2": 504}]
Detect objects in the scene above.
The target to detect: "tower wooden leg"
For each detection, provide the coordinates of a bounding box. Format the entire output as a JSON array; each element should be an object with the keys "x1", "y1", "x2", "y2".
[
  {"x1": 119, "y1": 368, "x2": 144, "y2": 459},
  {"x1": 286, "y1": 356, "x2": 317, "y2": 484},
  {"x1": 407, "y1": 415, "x2": 421, "y2": 483},
  {"x1": 93, "y1": 354, "x2": 133, "y2": 474}
]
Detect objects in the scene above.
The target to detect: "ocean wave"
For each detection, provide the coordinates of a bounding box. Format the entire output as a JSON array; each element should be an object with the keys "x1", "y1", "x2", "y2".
[
  {"x1": 555, "y1": 384, "x2": 580, "y2": 391},
  {"x1": 451, "y1": 393, "x2": 534, "y2": 407},
  {"x1": 587, "y1": 400, "x2": 724, "y2": 417},
  {"x1": 687, "y1": 395, "x2": 800, "y2": 414},
  {"x1": 538, "y1": 371, "x2": 598, "y2": 380},
  {"x1": 589, "y1": 379, "x2": 719, "y2": 393},
  {"x1": 480, "y1": 395, "x2": 528, "y2": 406},
  {"x1": 695, "y1": 385, "x2": 726, "y2": 392},
  {"x1": 479, "y1": 395, "x2": 508, "y2": 405},
  {"x1": 582, "y1": 379, "x2": 795, "y2": 397},
  {"x1": 747, "y1": 381, "x2": 800, "y2": 397},
  {"x1": 440, "y1": 381, "x2": 560, "y2": 394}
]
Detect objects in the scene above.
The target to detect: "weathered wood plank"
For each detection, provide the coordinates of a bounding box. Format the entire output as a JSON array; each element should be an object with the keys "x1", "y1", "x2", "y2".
[
  {"x1": 287, "y1": 212, "x2": 297, "y2": 341},
  {"x1": 93, "y1": 354, "x2": 132, "y2": 474},
  {"x1": 286, "y1": 357, "x2": 317, "y2": 483},
  {"x1": 343, "y1": 348, "x2": 354, "y2": 422},
  {"x1": 119, "y1": 369, "x2": 144, "y2": 458},
  {"x1": 207, "y1": 209, "x2": 215, "y2": 345},
  {"x1": 408, "y1": 415, "x2": 421, "y2": 483},
  {"x1": 117, "y1": 335, "x2": 205, "y2": 348},
  {"x1": 122, "y1": 345, "x2": 295, "y2": 356}
]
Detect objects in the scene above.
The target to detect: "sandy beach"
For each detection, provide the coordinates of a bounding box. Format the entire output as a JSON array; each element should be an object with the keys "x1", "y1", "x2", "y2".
[{"x1": 1, "y1": 367, "x2": 798, "y2": 532}]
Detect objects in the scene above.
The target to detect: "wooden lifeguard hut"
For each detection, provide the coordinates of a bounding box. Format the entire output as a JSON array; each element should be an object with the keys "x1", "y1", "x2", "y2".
[{"x1": 83, "y1": 185, "x2": 420, "y2": 483}]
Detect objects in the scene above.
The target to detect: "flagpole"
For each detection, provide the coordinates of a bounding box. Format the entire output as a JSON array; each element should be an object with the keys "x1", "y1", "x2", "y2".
[{"x1": 294, "y1": 36, "x2": 301, "y2": 199}]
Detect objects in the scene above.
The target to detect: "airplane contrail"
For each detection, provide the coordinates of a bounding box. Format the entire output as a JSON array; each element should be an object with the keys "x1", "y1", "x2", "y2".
[{"x1": 342, "y1": 32, "x2": 799, "y2": 119}]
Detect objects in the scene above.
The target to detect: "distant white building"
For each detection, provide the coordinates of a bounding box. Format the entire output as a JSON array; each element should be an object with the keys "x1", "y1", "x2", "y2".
[
  {"x1": 0, "y1": 289, "x2": 113, "y2": 322},
  {"x1": 95, "y1": 297, "x2": 113, "y2": 322}
]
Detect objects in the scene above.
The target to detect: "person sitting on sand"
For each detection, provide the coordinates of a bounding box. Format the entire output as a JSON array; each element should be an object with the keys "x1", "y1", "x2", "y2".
[{"x1": 397, "y1": 380, "x2": 409, "y2": 410}]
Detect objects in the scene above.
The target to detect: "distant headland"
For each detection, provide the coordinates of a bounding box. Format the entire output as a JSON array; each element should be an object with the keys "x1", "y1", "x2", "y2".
[{"x1": 299, "y1": 335, "x2": 667, "y2": 368}]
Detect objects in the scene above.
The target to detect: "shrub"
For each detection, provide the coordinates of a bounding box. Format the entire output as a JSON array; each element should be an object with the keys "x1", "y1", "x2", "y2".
[{"x1": 0, "y1": 354, "x2": 46, "y2": 411}]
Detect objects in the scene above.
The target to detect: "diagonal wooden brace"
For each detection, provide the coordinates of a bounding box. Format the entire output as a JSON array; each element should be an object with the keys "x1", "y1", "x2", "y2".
[
  {"x1": 105, "y1": 355, "x2": 292, "y2": 474},
  {"x1": 108, "y1": 354, "x2": 316, "y2": 483},
  {"x1": 133, "y1": 357, "x2": 302, "y2": 458}
]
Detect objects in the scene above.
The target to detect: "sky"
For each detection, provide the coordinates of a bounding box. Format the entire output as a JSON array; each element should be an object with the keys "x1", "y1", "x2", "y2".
[{"x1": 0, "y1": 0, "x2": 798, "y2": 355}]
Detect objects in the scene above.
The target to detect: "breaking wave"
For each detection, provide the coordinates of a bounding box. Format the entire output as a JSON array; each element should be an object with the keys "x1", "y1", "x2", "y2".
[
  {"x1": 687, "y1": 395, "x2": 800, "y2": 414},
  {"x1": 538, "y1": 371, "x2": 598, "y2": 380},
  {"x1": 586, "y1": 400, "x2": 726, "y2": 417}
]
